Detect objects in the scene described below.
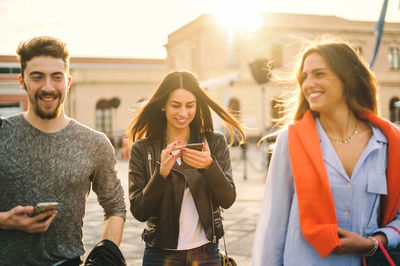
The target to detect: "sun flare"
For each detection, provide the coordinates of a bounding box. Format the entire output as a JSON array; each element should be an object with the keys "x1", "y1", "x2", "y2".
[{"x1": 211, "y1": 0, "x2": 263, "y2": 32}]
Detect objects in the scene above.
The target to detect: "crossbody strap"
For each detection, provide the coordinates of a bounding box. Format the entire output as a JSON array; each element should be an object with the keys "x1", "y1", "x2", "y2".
[
  {"x1": 209, "y1": 194, "x2": 217, "y2": 244},
  {"x1": 388, "y1": 226, "x2": 400, "y2": 237},
  {"x1": 209, "y1": 194, "x2": 229, "y2": 255},
  {"x1": 204, "y1": 134, "x2": 230, "y2": 256}
]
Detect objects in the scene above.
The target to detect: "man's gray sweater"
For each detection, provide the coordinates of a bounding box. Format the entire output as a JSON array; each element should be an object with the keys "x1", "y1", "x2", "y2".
[{"x1": 0, "y1": 114, "x2": 126, "y2": 265}]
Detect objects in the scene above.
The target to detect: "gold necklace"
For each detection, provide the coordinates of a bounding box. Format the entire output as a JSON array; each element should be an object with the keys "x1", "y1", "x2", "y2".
[{"x1": 327, "y1": 124, "x2": 358, "y2": 144}]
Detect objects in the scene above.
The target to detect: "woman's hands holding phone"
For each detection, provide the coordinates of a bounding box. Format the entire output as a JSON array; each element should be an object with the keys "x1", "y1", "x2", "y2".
[
  {"x1": 160, "y1": 141, "x2": 214, "y2": 178},
  {"x1": 160, "y1": 141, "x2": 183, "y2": 178}
]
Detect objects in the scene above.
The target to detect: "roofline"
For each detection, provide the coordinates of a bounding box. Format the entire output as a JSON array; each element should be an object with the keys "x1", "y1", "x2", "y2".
[
  {"x1": 167, "y1": 12, "x2": 400, "y2": 38},
  {"x1": 0, "y1": 55, "x2": 165, "y2": 66}
]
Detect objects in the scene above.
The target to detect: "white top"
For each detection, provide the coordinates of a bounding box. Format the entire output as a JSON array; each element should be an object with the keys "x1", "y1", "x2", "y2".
[
  {"x1": 172, "y1": 151, "x2": 209, "y2": 250},
  {"x1": 176, "y1": 187, "x2": 209, "y2": 250}
]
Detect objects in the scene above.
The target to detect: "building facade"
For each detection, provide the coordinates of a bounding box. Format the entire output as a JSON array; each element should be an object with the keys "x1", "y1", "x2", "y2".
[
  {"x1": 165, "y1": 13, "x2": 400, "y2": 136},
  {"x1": 0, "y1": 56, "x2": 166, "y2": 136},
  {"x1": 1, "y1": 13, "x2": 399, "y2": 140}
]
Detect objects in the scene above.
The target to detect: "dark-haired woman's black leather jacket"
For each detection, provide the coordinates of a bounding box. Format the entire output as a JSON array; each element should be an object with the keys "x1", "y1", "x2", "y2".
[{"x1": 128, "y1": 132, "x2": 236, "y2": 249}]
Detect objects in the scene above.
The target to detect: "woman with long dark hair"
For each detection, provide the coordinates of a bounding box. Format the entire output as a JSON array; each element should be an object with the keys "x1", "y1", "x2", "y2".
[{"x1": 127, "y1": 70, "x2": 245, "y2": 265}]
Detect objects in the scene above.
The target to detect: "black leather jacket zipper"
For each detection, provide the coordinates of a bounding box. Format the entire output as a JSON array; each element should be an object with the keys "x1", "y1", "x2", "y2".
[{"x1": 147, "y1": 152, "x2": 152, "y2": 177}]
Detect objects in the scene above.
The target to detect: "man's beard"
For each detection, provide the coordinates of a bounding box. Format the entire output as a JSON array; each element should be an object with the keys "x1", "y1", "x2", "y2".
[
  {"x1": 26, "y1": 83, "x2": 63, "y2": 120},
  {"x1": 34, "y1": 95, "x2": 62, "y2": 119}
]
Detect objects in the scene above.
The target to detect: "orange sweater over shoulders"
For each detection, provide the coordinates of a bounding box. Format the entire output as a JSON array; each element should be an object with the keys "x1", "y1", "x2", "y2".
[{"x1": 288, "y1": 110, "x2": 400, "y2": 258}]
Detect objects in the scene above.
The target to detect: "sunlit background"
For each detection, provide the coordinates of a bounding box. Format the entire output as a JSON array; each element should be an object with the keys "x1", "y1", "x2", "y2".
[
  {"x1": 1, "y1": 2, "x2": 399, "y2": 265},
  {"x1": 0, "y1": 0, "x2": 399, "y2": 58}
]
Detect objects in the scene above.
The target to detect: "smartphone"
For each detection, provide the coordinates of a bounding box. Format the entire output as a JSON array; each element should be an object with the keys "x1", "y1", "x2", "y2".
[
  {"x1": 33, "y1": 202, "x2": 58, "y2": 216},
  {"x1": 185, "y1": 143, "x2": 203, "y2": 151}
]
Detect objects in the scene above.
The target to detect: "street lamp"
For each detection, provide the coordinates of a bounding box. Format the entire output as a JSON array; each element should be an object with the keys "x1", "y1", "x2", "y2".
[{"x1": 248, "y1": 58, "x2": 271, "y2": 178}]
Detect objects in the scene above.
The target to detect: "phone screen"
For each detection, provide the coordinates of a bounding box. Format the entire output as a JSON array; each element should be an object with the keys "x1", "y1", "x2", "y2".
[{"x1": 33, "y1": 202, "x2": 58, "y2": 216}]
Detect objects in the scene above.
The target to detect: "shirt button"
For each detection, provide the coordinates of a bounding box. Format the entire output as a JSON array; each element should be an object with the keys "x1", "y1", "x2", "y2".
[
  {"x1": 347, "y1": 182, "x2": 352, "y2": 187},
  {"x1": 345, "y1": 210, "x2": 350, "y2": 215}
]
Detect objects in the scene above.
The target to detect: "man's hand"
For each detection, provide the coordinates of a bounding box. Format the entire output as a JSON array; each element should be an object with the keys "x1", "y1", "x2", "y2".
[{"x1": 0, "y1": 205, "x2": 57, "y2": 233}]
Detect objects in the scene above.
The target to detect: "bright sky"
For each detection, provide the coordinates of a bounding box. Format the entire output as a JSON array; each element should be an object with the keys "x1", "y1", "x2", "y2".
[{"x1": 0, "y1": 0, "x2": 399, "y2": 59}]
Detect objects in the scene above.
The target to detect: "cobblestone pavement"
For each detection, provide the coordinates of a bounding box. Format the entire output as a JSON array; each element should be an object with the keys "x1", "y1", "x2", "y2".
[{"x1": 83, "y1": 143, "x2": 267, "y2": 266}]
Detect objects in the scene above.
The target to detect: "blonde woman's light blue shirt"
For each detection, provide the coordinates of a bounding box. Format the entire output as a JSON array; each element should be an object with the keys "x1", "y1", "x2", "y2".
[{"x1": 252, "y1": 119, "x2": 400, "y2": 266}]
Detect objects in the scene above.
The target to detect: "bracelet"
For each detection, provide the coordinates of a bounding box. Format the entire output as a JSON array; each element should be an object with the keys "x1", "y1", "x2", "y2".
[{"x1": 363, "y1": 237, "x2": 379, "y2": 257}]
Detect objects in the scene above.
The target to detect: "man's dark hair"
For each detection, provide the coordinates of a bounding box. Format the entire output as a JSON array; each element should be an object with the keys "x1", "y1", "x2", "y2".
[{"x1": 16, "y1": 36, "x2": 70, "y2": 78}]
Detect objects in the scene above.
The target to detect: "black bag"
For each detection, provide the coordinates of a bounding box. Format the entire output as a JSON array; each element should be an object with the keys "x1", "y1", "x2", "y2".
[
  {"x1": 363, "y1": 228, "x2": 400, "y2": 266},
  {"x1": 218, "y1": 238, "x2": 237, "y2": 266},
  {"x1": 85, "y1": 239, "x2": 127, "y2": 266},
  {"x1": 364, "y1": 247, "x2": 400, "y2": 266}
]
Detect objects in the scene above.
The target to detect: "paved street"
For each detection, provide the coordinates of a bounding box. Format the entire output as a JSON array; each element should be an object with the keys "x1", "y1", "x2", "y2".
[{"x1": 83, "y1": 143, "x2": 267, "y2": 266}]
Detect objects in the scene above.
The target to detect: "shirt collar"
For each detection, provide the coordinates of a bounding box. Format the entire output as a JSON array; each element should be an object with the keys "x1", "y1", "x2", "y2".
[{"x1": 369, "y1": 121, "x2": 388, "y2": 144}]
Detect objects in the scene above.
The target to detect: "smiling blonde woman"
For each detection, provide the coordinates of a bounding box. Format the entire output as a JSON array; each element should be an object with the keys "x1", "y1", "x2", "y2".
[{"x1": 252, "y1": 40, "x2": 400, "y2": 266}]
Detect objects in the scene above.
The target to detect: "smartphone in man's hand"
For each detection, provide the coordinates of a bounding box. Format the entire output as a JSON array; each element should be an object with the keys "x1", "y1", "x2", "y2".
[{"x1": 32, "y1": 202, "x2": 58, "y2": 216}]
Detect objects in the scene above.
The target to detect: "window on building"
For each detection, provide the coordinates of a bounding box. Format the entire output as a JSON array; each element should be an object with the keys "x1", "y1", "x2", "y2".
[
  {"x1": 228, "y1": 98, "x2": 240, "y2": 120},
  {"x1": 0, "y1": 68, "x2": 9, "y2": 74},
  {"x1": 0, "y1": 67, "x2": 20, "y2": 74},
  {"x1": 389, "y1": 97, "x2": 400, "y2": 123},
  {"x1": 271, "y1": 97, "x2": 283, "y2": 120},
  {"x1": 0, "y1": 102, "x2": 23, "y2": 117},
  {"x1": 226, "y1": 97, "x2": 241, "y2": 146},
  {"x1": 95, "y1": 99, "x2": 112, "y2": 136},
  {"x1": 389, "y1": 47, "x2": 399, "y2": 70}
]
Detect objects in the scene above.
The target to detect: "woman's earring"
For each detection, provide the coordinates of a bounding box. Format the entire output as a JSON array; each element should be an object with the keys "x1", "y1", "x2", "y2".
[{"x1": 161, "y1": 108, "x2": 165, "y2": 111}]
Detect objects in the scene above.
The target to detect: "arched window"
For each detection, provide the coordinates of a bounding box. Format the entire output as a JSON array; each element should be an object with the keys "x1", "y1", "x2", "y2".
[
  {"x1": 227, "y1": 98, "x2": 240, "y2": 120},
  {"x1": 95, "y1": 99, "x2": 112, "y2": 136},
  {"x1": 226, "y1": 97, "x2": 242, "y2": 147},
  {"x1": 271, "y1": 97, "x2": 283, "y2": 120},
  {"x1": 389, "y1": 97, "x2": 400, "y2": 123},
  {"x1": 389, "y1": 47, "x2": 399, "y2": 70}
]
